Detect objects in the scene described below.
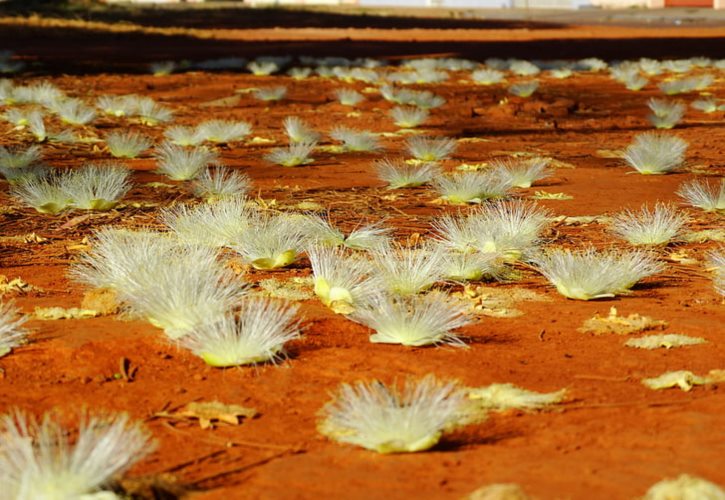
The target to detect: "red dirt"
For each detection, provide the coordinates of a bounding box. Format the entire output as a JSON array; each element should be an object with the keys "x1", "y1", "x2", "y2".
[{"x1": 0, "y1": 16, "x2": 724, "y2": 499}]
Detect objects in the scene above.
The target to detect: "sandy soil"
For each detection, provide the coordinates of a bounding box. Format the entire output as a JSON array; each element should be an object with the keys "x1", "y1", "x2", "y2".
[{"x1": 0, "y1": 14, "x2": 724, "y2": 499}]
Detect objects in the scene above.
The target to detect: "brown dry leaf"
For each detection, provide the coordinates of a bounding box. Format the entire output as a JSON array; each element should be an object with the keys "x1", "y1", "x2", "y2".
[
  {"x1": 81, "y1": 288, "x2": 120, "y2": 315},
  {"x1": 34, "y1": 307, "x2": 100, "y2": 320},
  {"x1": 159, "y1": 401, "x2": 257, "y2": 429},
  {"x1": 595, "y1": 149, "x2": 624, "y2": 159},
  {"x1": 452, "y1": 285, "x2": 550, "y2": 318},
  {"x1": 578, "y1": 307, "x2": 667, "y2": 335},
  {"x1": 0, "y1": 276, "x2": 39, "y2": 296}
]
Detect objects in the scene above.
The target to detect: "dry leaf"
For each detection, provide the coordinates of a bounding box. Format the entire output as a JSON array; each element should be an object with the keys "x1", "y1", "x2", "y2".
[
  {"x1": 33, "y1": 307, "x2": 99, "y2": 320},
  {"x1": 0, "y1": 276, "x2": 38, "y2": 296},
  {"x1": 578, "y1": 307, "x2": 667, "y2": 335},
  {"x1": 158, "y1": 401, "x2": 257, "y2": 429}
]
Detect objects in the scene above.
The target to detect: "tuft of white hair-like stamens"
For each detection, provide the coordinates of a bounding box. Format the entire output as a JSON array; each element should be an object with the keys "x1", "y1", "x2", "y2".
[
  {"x1": 154, "y1": 142, "x2": 219, "y2": 180},
  {"x1": 231, "y1": 213, "x2": 308, "y2": 270},
  {"x1": 489, "y1": 157, "x2": 551, "y2": 189},
  {"x1": 119, "y1": 244, "x2": 246, "y2": 338},
  {"x1": 433, "y1": 200, "x2": 550, "y2": 261},
  {"x1": 471, "y1": 68, "x2": 505, "y2": 85},
  {"x1": 647, "y1": 98, "x2": 685, "y2": 129},
  {"x1": 351, "y1": 292, "x2": 472, "y2": 347},
  {"x1": 610, "y1": 202, "x2": 688, "y2": 246},
  {"x1": 0, "y1": 145, "x2": 42, "y2": 169},
  {"x1": 265, "y1": 141, "x2": 316, "y2": 167},
  {"x1": 0, "y1": 411, "x2": 154, "y2": 499},
  {"x1": 533, "y1": 246, "x2": 664, "y2": 300},
  {"x1": 375, "y1": 158, "x2": 440, "y2": 189},
  {"x1": 180, "y1": 298, "x2": 300, "y2": 367},
  {"x1": 677, "y1": 178, "x2": 724, "y2": 212},
  {"x1": 195, "y1": 119, "x2": 252, "y2": 144},
  {"x1": 300, "y1": 214, "x2": 391, "y2": 250},
  {"x1": 51, "y1": 98, "x2": 97, "y2": 126},
  {"x1": 439, "y1": 249, "x2": 508, "y2": 282},
  {"x1": 508, "y1": 80, "x2": 539, "y2": 98},
  {"x1": 283, "y1": 116, "x2": 321, "y2": 144},
  {"x1": 62, "y1": 163, "x2": 132, "y2": 211},
  {"x1": 105, "y1": 130, "x2": 152, "y2": 159},
  {"x1": 330, "y1": 126, "x2": 381, "y2": 153},
  {"x1": 161, "y1": 198, "x2": 255, "y2": 247},
  {"x1": 10, "y1": 172, "x2": 72, "y2": 215},
  {"x1": 433, "y1": 171, "x2": 512, "y2": 205},
  {"x1": 622, "y1": 132, "x2": 688, "y2": 175},
  {"x1": 390, "y1": 106, "x2": 429, "y2": 129},
  {"x1": 69, "y1": 229, "x2": 178, "y2": 290},
  {"x1": 318, "y1": 375, "x2": 469, "y2": 453},
  {"x1": 0, "y1": 301, "x2": 28, "y2": 357},
  {"x1": 96, "y1": 94, "x2": 139, "y2": 117},
  {"x1": 406, "y1": 136, "x2": 456, "y2": 162},
  {"x1": 134, "y1": 97, "x2": 173, "y2": 125},
  {"x1": 253, "y1": 86, "x2": 287, "y2": 102},
  {"x1": 335, "y1": 88, "x2": 364, "y2": 106},
  {"x1": 370, "y1": 243, "x2": 446, "y2": 296},
  {"x1": 307, "y1": 245, "x2": 381, "y2": 313},
  {"x1": 164, "y1": 125, "x2": 204, "y2": 146},
  {"x1": 643, "y1": 474, "x2": 725, "y2": 500},
  {"x1": 192, "y1": 166, "x2": 251, "y2": 201}
]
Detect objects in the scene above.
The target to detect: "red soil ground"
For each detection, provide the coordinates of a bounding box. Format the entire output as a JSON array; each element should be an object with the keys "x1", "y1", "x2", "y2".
[{"x1": 0, "y1": 11, "x2": 723, "y2": 499}]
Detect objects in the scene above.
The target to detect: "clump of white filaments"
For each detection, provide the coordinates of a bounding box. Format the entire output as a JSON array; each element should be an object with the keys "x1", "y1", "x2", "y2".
[
  {"x1": 406, "y1": 136, "x2": 456, "y2": 162},
  {"x1": 192, "y1": 166, "x2": 251, "y2": 202},
  {"x1": 231, "y1": 213, "x2": 308, "y2": 270},
  {"x1": 154, "y1": 143, "x2": 219, "y2": 181},
  {"x1": 610, "y1": 203, "x2": 688, "y2": 246},
  {"x1": 265, "y1": 141, "x2": 316, "y2": 167},
  {"x1": 432, "y1": 200, "x2": 550, "y2": 262},
  {"x1": 0, "y1": 411, "x2": 154, "y2": 499},
  {"x1": 194, "y1": 119, "x2": 252, "y2": 144},
  {"x1": 11, "y1": 163, "x2": 132, "y2": 213},
  {"x1": 533, "y1": 247, "x2": 664, "y2": 300},
  {"x1": 161, "y1": 198, "x2": 255, "y2": 247},
  {"x1": 0, "y1": 145, "x2": 42, "y2": 169},
  {"x1": 390, "y1": 106, "x2": 429, "y2": 129},
  {"x1": 369, "y1": 243, "x2": 446, "y2": 296},
  {"x1": 351, "y1": 292, "x2": 472, "y2": 347},
  {"x1": 622, "y1": 132, "x2": 688, "y2": 175},
  {"x1": 300, "y1": 214, "x2": 391, "y2": 250},
  {"x1": 60, "y1": 163, "x2": 132, "y2": 211},
  {"x1": 180, "y1": 297, "x2": 300, "y2": 367},
  {"x1": 489, "y1": 157, "x2": 551, "y2": 189},
  {"x1": 307, "y1": 245, "x2": 381, "y2": 314},
  {"x1": 330, "y1": 126, "x2": 381, "y2": 153},
  {"x1": 375, "y1": 158, "x2": 440, "y2": 189},
  {"x1": 283, "y1": 116, "x2": 321, "y2": 144},
  {"x1": 335, "y1": 89, "x2": 364, "y2": 106},
  {"x1": 105, "y1": 130, "x2": 152, "y2": 158},
  {"x1": 0, "y1": 300, "x2": 28, "y2": 357},
  {"x1": 317, "y1": 375, "x2": 470, "y2": 454},
  {"x1": 647, "y1": 98, "x2": 685, "y2": 129},
  {"x1": 677, "y1": 178, "x2": 724, "y2": 212},
  {"x1": 70, "y1": 229, "x2": 246, "y2": 338},
  {"x1": 433, "y1": 171, "x2": 512, "y2": 204}
]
